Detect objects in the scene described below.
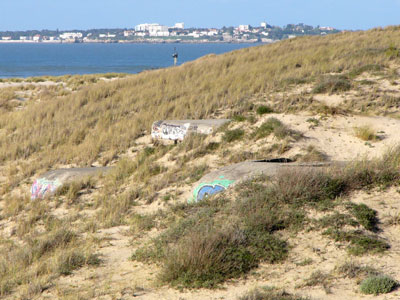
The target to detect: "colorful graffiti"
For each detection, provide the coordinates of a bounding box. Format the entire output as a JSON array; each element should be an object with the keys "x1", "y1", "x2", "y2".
[
  {"x1": 31, "y1": 178, "x2": 61, "y2": 200},
  {"x1": 191, "y1": 178, "x2": 235, "y2": 203},
  {"x1": 151, "y1": 121, "x2": 191, "y2": 141}
]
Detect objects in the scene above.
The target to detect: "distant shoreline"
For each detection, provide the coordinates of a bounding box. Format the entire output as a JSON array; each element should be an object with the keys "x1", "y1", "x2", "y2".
[{"x1": 0, "y1": 39, "x2": 268, "y2": 45}]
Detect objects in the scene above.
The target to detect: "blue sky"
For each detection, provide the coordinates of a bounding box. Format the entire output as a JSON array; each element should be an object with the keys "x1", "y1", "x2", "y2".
[{"x1": 0, "y1": 0, "x2": 399, "y2": 31}]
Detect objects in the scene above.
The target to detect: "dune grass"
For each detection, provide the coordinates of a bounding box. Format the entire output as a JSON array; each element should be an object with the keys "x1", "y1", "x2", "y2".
[
  {"x1": 132, "y1": 147, "x2": 400, "y2": 288},
  {"x1": 1, "y1": 26, "x2": 400, "y2": 297},
  {"x1": 1, "y1": 27, "x2": 400, "y2": 185}
]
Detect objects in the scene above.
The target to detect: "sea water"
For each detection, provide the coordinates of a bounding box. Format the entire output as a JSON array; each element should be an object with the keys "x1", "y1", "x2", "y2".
[{"x1": 0, "y1": 43, "x2": 260, "y2": 78}]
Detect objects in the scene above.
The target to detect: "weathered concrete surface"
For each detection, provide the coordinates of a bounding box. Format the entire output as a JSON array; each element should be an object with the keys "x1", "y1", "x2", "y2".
[
  {"x1": 191, "y1": 159, "x2": 344, "y2": 202},
  {"x1": 151, "y1": 119, "x2": 230, "y2": 141},
  {"x1": 31, "y1": 167, "x2": 111, "y2": 200}
]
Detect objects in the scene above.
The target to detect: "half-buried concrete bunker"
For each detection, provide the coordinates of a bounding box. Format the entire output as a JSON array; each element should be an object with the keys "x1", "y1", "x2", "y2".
[
  {"x1": 151, "y1": 119, "x2": 230, "y2": 141},
  {"x1": 190, "y1": 160, "x2": 342, "y2": 203},
  {"x1": 31, "y1": 167, "x2": 111, "y2": 200}
]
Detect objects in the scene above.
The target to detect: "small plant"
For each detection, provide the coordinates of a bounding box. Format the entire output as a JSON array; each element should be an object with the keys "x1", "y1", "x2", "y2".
[
  {"x1": 348, "y1": 64, "x2": 383, "y2": 78},
  {"x1": 233, "y1": 115, "x2": 247, "y2": 122},
  {"x1": 301, "y1": 270, "x2": 331, "y2": 293},
  {"x1": 336, "y1": 261, "x2": 379, "y2": 279},
  {"x1": 385, "y1": 44, "x2": 399, "y2": 59},
  {"x1": 360, "y1": 275, "x2": 397, "y2": 295},
  {"x1": 223, "y1": 129, "x2": 245, "y2": 142},
  {"x1": 324, "y1": 229, "x2": 389, "y2": 256},
  {"x1": 354, "y1": 125, "x2": 377, "y2": 141},
  {"x1": 295, "y1": 258, "x2": 313, "y2": 266},
  {"x1": 312, "y1": 75, "x2": 351, "y2": 94},
  {"x1": 306, "y1": 117, "x2": 320, "y2": 128},
  {"x1": 239, "y1": 288, "x2": 309, "y2": 300},
  {"x1": 253, "y1": 118, "x2": 300, "y2": 141},
  {"x1": 130, "y1": 213, "x2": 156, "y2": 233},
  {"x1": 347, "y1": 203, "x2": 378, "y2": 231},
  {"x1": 254, "y1": 118, "x2": 283, "y2": 139},
  {"x1": 256, "y1": 105, "x2": 273, "y2": 115}
]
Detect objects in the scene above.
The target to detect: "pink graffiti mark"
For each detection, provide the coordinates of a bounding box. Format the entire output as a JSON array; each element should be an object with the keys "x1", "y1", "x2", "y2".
[{"x1": 30, "y1": 179, "x2": 60, "y2": 200}]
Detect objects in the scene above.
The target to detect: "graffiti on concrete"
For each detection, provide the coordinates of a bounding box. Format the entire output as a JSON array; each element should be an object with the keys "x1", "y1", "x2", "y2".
[
  {"x1": 191, "y1": 177, "x2": 235, "y2": 202},
  {"x1": 31, "y1": 178, "x2": 61, "y2": 200},
  {"x1": 152, "y1": 121, "x2": 190, "y2": 141}
]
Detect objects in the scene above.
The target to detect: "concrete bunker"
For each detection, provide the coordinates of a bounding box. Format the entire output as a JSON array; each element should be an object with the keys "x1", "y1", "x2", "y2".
[
  {"x1": 151, "y1": 119, "x2": 230, "y2": 141},
  {"x1": 190, "y1": 159, "x2": 339, "y2": 203},
  {"x1": 31, "y1": 167, "x2": 111, "y2": 200}
]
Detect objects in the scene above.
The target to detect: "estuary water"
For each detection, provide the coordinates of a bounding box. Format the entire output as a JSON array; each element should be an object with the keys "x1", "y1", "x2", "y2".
[{"x1": 0, "y1": 43, "x2": 259, "y2": 78}]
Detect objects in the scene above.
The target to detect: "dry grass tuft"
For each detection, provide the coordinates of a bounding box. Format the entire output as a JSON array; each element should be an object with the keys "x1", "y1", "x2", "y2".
[{"x1": 354, "y1": 125, "x2": 377, "y2": 141}]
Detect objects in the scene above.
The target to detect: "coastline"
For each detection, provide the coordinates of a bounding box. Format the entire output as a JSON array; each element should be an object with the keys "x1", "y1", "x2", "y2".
[{"x1": 0, "y1": 39, "x2": 269, "y2": 44}]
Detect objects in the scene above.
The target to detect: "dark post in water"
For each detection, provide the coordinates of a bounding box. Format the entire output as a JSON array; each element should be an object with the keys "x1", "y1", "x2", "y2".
[{"x1": 172, "y1": 48, "x2": 178, "y2": 66}]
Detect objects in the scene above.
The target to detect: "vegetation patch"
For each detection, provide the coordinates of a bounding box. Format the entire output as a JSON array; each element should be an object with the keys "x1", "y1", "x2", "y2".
[
  {"x1": 336, "y1": 261, "x2": 379, "y2": 279},
  {"x1": 347, "y1": 203, "x2": 378, "y2": 231},
  {"x1": 253, "y1": 118, "x2": 301, "y2": 141},
  {"x1": 385, "y1": 44, "x2": 400, "y2": 59},
  {"x1": 323, "y1": 229, "x2": 389, "y2": 256},
  {"x1": 133, "y1": 147, "x2": 400, "y2": 289},
  {"x1": 360, "y1": 275, "x2": 397, "y2": 295},
  {"x1": 223, "y1": 129, "x2": 245, "y2": 142},
  {"x1": 239, "y1": 288, "x2": 309, "y2": 300},
  {"x1": 312, "y1": 75, "x2": 352, "y2": 94},
  {"x1": 354, "y1": 125, "x2": 377, "y2": 141},
  {"x1": 256, "y1": 105, "x2": 274, "y2": 115},
  {"x1": 348, "y1": 64, "x2": 383, "y2": 78},
  {"x1": 300, "y1": 270, "x2": 331, "y2": 293}
]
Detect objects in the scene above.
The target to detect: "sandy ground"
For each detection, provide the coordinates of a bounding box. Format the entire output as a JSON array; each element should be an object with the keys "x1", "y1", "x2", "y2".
[
  {"x1": 32, "y1": 110, "x2": 400, "y2": 300},
  {"x1": 3, "y1": 71, "x2": 400, "y2": 299}
]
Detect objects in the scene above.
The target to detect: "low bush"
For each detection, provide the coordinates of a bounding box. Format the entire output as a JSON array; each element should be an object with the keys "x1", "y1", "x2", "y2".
[
  {"x1": 348, "y1": 64, "x2": 383, "y2": 78},
  {"x1": 385, "y1": 44, "x2": 400, "y2": 59},
  {"x1": 232, "y1": 115, "x2": 247, "y2": 122},
  {"x1": 133, "y1": 147, "x2": 400, "y2": 288},
  {"x1": 253, "y1": 118, "x2": 301, "y2": 141},
  {"x1": 312, "y1": 75, "x2": 351, "y2": 94},
  {"x1": 324, "y1": 229, "x2": 389, "y2": 256},
  {"x1": 256, "y1": 105, "x2": 274, "y2": 115},
  {"x1": 360, "y1": 275, "x2": 397, "y2": 295},
  {"x1": 223, "y1": 129, "x2": 245, "y2": 142},
  {"x1": 347, "y1": 203, "x2": 378, "y2": 231},
  {"x1": 336, "y1": 261, "x2": 379, "y2": 279}
]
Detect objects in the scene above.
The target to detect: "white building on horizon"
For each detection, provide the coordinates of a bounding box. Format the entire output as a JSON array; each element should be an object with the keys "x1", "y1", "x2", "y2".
[
  {"x1": 173, "y1": 22, "x2": 184, "y2": 29},
  {"x1": 238, "y1": 24, "x2": 250, "y2": 32},
  {"x1": 149, "y1": 25, "x2": 169, "y2": 37},
  {"x1": 135, "y1": 23, "x2": 169, "y2": 36},
  {"x1": 135, "y1": 23, "x2": 159, "y2": 32},
  {"x1": 59, "y1": 32, "x2": 83, "y2": 40}
]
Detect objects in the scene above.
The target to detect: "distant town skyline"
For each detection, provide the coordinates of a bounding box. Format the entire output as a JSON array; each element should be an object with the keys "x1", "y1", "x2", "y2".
[{"x1": 0, "y1": 0, "x2": 399, "y2": 31}]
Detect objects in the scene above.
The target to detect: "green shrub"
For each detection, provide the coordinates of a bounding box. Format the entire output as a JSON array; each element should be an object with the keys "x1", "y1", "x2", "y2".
[
  {"x1": 256, "y1": 105, "x2": 274, "y2": 115},
  {"x1": 348, "y1": 64, "x2": 383, "y2": 78},
  {"x1": 223, "y1": 129, "x2": 245, "y2": 143},
  {"x1": 385, "y1": 44, "x2": 399, "y2": 59},
  {"x1": 324, "y1": 229, "x2": 389, "y2": 256},
  {"x1": 233, "y1": 115, "x2": 247, "y2": 122},
  {"x1": 133, "y1": 148, "x2": 400, "y2": 288},
  {"x1": 360, "y1": 275, "x2": 397, "y2": 295},
  {"x1": 312, "y1": 75, "x2": 351, "y2": 94},
  {"x1": 160, "y1": 227, "x2": 287, "y2": 288},
  {"x1": 337, "y1": 261, "x2": 379, "y2": 279},
  {"x1": 347, "y1": 203, "x2": 377, "y2": 231},
  {"x1": 253, "y1": 118, "x2": 301, "y2": 141}
]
